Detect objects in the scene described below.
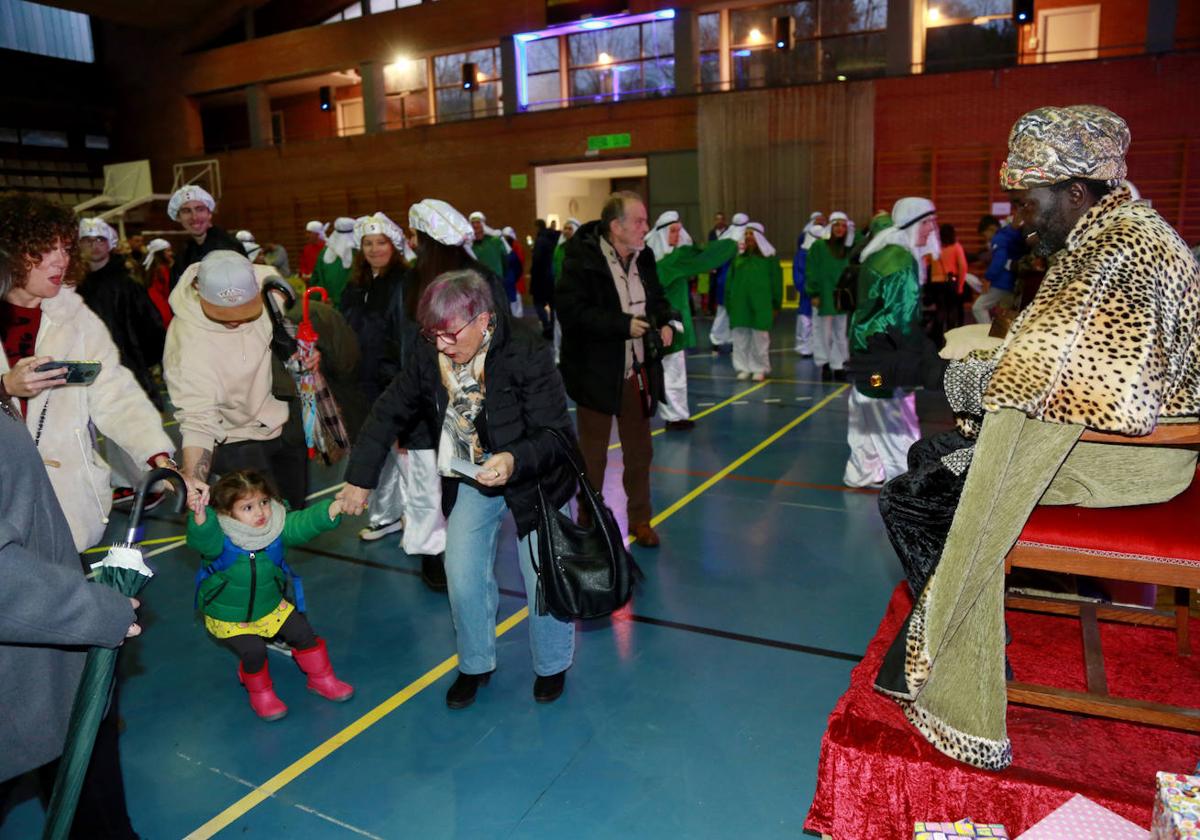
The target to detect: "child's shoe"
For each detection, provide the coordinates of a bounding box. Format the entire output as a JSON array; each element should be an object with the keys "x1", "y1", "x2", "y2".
[
  {"x1": 293, "y1": 638, "x2": 354, "y2": 702},
  {"x1": 238, "y1": 661, "x2": 288, "y2": 721}
]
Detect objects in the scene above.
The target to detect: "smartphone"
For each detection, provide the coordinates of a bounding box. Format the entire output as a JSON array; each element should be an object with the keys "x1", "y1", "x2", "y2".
[{"x1": 35, "y1": 360, "x2": 102, "y2": 385}]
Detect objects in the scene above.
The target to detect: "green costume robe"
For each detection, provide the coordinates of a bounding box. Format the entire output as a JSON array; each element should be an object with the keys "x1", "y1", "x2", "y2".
[
  {"x1": 726, "y1": 252, "x2": 783, "y2": 331},
  {"x1": 309, "y1": 247, "x2": 353, "y2": 307},
  {"x1": 657, "y1": 239, "x2": 739, "y2": 353},
  {"x1": 473, "y1": 235, "x2": 507, "y2": 280},
  {"x1": 805, "y1": 234, "x2": 861, "y2": 316},
  {"x1": 552, "y1": 240, "x2": 567, "y2": 283},
  {"x1": 848, "y1": 243, "x2": 922, "y2": 399}
]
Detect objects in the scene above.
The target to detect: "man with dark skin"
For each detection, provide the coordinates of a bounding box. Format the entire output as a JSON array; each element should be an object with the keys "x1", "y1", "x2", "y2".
[{"x1": 1008, "y1": 178, "x2": 1105, "y2": 258}]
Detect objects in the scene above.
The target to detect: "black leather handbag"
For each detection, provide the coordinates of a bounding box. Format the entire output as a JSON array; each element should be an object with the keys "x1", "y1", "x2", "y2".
[{"x1": 531, "y1": 427, "x2": 641, "y2": 620}]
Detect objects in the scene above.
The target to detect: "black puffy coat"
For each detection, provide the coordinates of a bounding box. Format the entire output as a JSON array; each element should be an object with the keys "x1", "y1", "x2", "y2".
[
  {"x1": 344, "y1": 315, "x2": 577, "y2": 538},
  {"x1": 170, "y1": 225, "x2": 243, "y2": 289},
  {"x1": 529, "y1": 228, "x2": 559, "y2": 307},
  {"x1": 77, "y1": 258, "x2": 165, "y2": 407},
  {"x1": 555, "y1": 221, "x2": 674, "y2": 416},
  {"x1": 339, "y1": 263, "x2": 409, "y2": 407}
]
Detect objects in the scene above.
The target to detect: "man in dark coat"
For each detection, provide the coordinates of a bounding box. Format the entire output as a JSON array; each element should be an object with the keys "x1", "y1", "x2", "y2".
[
  {"x1": 78, "y1": 217, "x2": 165, "y2": 408},
  {"x1": 167, "y1": 185, "x2": 243, "y2": 289},
  {"x1": 529, "y1": 219, "x2": 560, "y2": 341},
  {"x1": 556, "y1": 191, "x2": 675, "y2": 547}
]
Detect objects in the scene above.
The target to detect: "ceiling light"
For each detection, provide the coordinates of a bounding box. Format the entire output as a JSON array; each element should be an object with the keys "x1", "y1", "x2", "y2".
[
  {"x1": 598, "y1": 51, "x2": 612, "y2": 65},
  {"x1": 749, "y1": 28, "x2": 764, "y2": 43},
  {"x1": 927, "y1": 7, "x2": 941, "y2": 23}
]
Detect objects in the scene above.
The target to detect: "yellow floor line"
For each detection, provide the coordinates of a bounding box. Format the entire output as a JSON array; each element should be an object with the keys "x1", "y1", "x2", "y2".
[
  {"x1": 83, "y1": 535, "x2": 186, "y2": 554},
  {"x1": 185, "y1": 385, "x2": 848, "y2": 837},
  {"x1": 607, "y1": 379, "x2": 772, "y2": 451}
]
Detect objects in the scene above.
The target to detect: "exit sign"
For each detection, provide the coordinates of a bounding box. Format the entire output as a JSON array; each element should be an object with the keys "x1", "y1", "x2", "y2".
[{"x1": 587, "y1": 132, "x2": 632, "y2": 151}]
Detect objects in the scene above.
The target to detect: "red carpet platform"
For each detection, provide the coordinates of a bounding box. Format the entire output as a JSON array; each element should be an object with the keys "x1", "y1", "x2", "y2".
[{"x1": 805, "y1": 584, "x2": 1200, "y2": 838}]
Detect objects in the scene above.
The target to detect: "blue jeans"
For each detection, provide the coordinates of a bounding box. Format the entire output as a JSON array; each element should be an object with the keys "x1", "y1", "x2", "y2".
[{"x1": 444, "y1": 483, "x2": 575, "y2": 676}]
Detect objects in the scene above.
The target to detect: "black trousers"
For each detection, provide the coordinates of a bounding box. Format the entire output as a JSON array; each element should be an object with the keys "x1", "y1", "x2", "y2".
[
  {"x1": 211, "y1": 409, "x2": 308, "y2": 510},
  {"x1": 0, "y1": 682, "x2": 137, "y2": 839},
  {"x1": 224, "y1": 611, "x2": 317, "y2": 674}
]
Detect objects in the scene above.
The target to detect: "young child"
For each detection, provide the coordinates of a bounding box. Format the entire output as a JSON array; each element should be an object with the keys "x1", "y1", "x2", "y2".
[{"x1": 187, "y1": 470, "x2": 353, "y2": 721}]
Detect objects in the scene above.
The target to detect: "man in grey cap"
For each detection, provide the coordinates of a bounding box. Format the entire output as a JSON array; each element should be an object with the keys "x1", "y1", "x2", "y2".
[{"x1": 163, "y1": 250, "x2": 306, "y2": 503}]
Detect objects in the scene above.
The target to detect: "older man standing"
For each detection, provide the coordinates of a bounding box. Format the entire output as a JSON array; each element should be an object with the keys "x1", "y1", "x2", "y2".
[
  {"x1": 868, "y1": 105, "x2": 1200, "y2": 771},
  {"x1": 557, "y1": 192, "x2": 675, "y2": 547}
]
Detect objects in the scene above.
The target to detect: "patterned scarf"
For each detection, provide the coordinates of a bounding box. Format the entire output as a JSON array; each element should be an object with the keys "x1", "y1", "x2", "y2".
[{"x1": 436, "y1": 327, "x2": 491, "y2": 477}]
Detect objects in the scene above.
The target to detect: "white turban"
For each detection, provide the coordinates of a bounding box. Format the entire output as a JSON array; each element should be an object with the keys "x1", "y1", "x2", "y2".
[
  {"x1": 564, "y1": 217, "x2": 582, "y2": 233},
  {"x1": 306, "y1": 220, "x2": 328, "y2": 241},
  {"x1": 826, "y1": 211, "x2": 855, "y2": 248},
  {"x1": 720, "y1": 211, "x2": 750, "y2": 243},
  {"x1": 468, "y1": 211, "x2": 511, "y2": 253},
  {"x1": 801, "y1": 211, "x2": 828, "y2": 251},
  {"x1": 859, "y1": 197, "x2": 940, "y2": 267},
  {"x1": 242, "y1": 240, "x2": 263, "y2": 261},
  {"x1": 744, "y1": 222, "x2": 777, "y2": 258},
  {"x1": 645, "y1": 210, "x2": 694, "y2": 261},
  {"x1": 354, "y1": 212, "x2": 408, "y2": 256},
  {"x1": 78, "y1": 217, "x2": 117, "y2": 248},
  {"x1": 143, "y1": 238, "x2": 170, "y2": 270},
  {"x1": 235, "y1": 229, "x2": 256, "y2": 243},
  {"x1": 501, "y1": 226, "x2": 517, "y2": 240},
  {"x1": 323, "y1": 216, "x2": 358, "y2": 268},
  {"x1": 167, "y1": 185, "x2": 215, "y2": 221},
  {"x1": 411, "y1": 199, "x2": 475, "y2": 259}
]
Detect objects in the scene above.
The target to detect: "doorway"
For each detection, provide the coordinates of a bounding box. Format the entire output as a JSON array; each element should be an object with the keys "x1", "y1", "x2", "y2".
[
  {"x1": 1037, "y1": 4, "x2": 1100, "y2": 63},
  {"x1": 534, "y1": 158, "x2": 648, "y2": 231}
]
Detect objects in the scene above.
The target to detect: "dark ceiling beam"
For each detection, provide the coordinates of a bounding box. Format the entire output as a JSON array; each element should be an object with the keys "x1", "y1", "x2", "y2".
[{"x1": 254, "y1": 0, "x2": 358, "y2": 38}]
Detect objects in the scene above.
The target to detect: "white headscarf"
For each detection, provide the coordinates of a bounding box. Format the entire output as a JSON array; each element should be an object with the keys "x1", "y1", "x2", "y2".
[
  {"x1": 242, "y1": 240, "x2": 263, "y2": 261},
  {"x1": 323, "y1": 217, "x2": 357, "y2": 268},
  {"x1": 644, "y1": 210, "x2": 693, "y2": 261},
  {"x1": 564, "y1": 217, "x2": 582, "y2": 235},
  {"x1": 859, "y1": 197, "x2": 940, "y2": 266},
  {"x1": 411, "y1": 199, "x2": 475, "y2": 260},
  {"x1": 235, "y1": 229, "x2": 256, "y2": 244},
  {"x1": 720, "y1": 211, "x2": 750, "y2": 243},
  {"x1": 354, "y1": 212, "x2": 407, "y2": 255},
  {"x1": 744, "y1": 222, "x2": 777, "y2": 258},
  {"x1": 305, "y1": 220, "x2": 328, "y2": 241},
  {"x1": 826, "y1": 211, "x2": 855, "y2": 248},
  {"x1": 143, "y1": 238, "x2": 170, "y2": 270},
  {"x1": 78, "y1": 218, "x2": 117, "y2": 248},
  {"x1": 167, "y1": 185, "x2": 215, "y2": 221},
  {"x1": 469, "y1": 211, "x2": 511, "y2": 254},
  {"x1": 801, "y1": 211, "x2": 828, "y2": 251}
]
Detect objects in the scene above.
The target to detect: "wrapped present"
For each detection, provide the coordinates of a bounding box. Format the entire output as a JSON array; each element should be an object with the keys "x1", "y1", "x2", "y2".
[
  {"x1": 914, "y1": 818, "x2": 1009, "y2": 838},
  {"x1": 1017, "y1": 794, "x2": 1148, "y2": 839},
  {"x1": 1152, "y1": 772, "x2": 1200, "y2": 839}
]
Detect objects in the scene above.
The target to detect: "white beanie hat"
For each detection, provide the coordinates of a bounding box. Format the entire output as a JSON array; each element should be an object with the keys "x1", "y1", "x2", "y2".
[
  {"x1": 79, "y1": 217, "x2": 118, "y2": 248},
  {"x1": 168, "y1": 185, "x2": 216, "y2": 221}
]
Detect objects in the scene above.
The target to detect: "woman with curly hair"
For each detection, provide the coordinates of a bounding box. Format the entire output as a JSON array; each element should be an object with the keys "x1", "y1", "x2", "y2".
[{"x1": 0, "y1": 193, "x2": 196, "y2": 552}]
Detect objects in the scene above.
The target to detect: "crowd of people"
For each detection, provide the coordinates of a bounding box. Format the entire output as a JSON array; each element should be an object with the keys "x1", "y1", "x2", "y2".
[{"x1": 2, "y1": 100, "x2": 1198, "y2": 835}]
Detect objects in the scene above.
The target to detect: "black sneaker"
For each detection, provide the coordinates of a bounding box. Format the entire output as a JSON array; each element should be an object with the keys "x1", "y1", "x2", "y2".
[
  {"x1": 533, "y1": 670, "x2": 567, "y2": 704},
  {"x1": 421, "y1": 553, "x2": 448, "y2": 592},
  {"x1": 446, "y1": 670, "x2": 493, "y2": 709},
  {"x1": 820, "y1": 365, "x2": 833, "y2": 382},
  {"x1": 664, "y1": 419, "x2": 695, "y2": 431}
]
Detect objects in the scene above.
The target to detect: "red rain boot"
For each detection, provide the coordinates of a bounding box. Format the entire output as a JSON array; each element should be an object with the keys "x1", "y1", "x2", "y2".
[
  {"x1": 238, "y1": 661, "x2": 288, "y2": 721},
  {"x1": 293, "y1": 638, "x2": 354, "y2": 702}
]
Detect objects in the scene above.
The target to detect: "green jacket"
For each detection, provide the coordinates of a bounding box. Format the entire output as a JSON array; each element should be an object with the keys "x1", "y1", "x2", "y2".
[
  {"x1": 805, "y1": 235, "x2": 860, "y2": 316},
  {"x1": 726, "y1": 253, "x2": 783, "y2": 331},
  {"x1": 552, "y1": 241, "x2": 567, "y2": 283},
  {"x1": 473, "y1": 236, "x2": 507, "y2": 280},
  {"x1": 657, "y1": 239, "x2": 739, "y2": 352},
  {"x1": 848, "y1": 243, "x2": 922, "y2": 398},
  {"x1": 309, "y1": 248, "x2": 354, "y2": 307},
  {"x1": 188, "y1": 498, "x2": 341, "y2": 623}
]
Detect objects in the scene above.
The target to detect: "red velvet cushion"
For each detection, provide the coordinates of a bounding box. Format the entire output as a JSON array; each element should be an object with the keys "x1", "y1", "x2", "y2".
[{"x1": 1017, "y1": 467, "x2": 1200, "y2": 564}]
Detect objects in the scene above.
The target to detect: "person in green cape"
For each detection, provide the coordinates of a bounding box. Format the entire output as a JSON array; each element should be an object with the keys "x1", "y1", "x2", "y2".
[
  {"x1": 468, "y1": 211, "x2": 510, "y2": 280},
  {"x1": 726, "y1": 222, "x2": 783, "y2": 381},
  {"x1": 645, "y1": 211, "x2": 738, "y2": 430},
  {"x1": 552, "y1": 218, "x2": 580, "y2": 286},
  {"x1": 310, "y1": 217, "x2": 361, "y2": 308},
  {"x1": 805, "y1": 211, "x2": 860, "y2": 382}
]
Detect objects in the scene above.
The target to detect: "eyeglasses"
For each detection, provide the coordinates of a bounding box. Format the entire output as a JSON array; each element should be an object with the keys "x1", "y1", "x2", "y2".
[{"x1": 421, "y1": 312, "x2": 484, "y2": 345}]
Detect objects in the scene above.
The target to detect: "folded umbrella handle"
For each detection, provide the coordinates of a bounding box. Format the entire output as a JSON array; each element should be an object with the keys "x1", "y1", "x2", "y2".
[{"x1": 125, "y1": 467, "x2": 187, "y2": 544}]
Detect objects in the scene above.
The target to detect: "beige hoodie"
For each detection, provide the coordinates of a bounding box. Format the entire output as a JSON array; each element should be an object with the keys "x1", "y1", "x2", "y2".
[{"x1": 163, "y1": 262, "x2": 288, "y2": 452}]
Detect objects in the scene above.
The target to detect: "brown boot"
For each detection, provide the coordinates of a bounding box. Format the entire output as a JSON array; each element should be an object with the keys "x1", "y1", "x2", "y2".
[{"x1": 631, "y1": 522, "x2": 660, "y2": 548}]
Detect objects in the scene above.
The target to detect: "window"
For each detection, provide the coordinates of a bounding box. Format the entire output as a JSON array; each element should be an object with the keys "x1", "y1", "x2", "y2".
[
  {"x1": 566, "y1": 19, "x2": 674, "y2": 104},
  {"x1": 84, "y1": 134, "x2": 110, "y2": 150},
  {"x1": 728, "y1": 0, "x2": 887, "y2": 89},
  {"x1": 699, "y1": 12, "x2": 722, "y2": 91},
  {"x1": 384, "y1": 58, "x2": 431, "y2": 128},
  {"x1": 522, "y1": 37, "x2": 562, "y2": 112},
  {"x1": 0, "y1": 0, "x2": 94, "y2": 63},
  {"x1": 20, "y1": 129, "x2": 69, "y2": 148},
  {"x1": 336, "y1": 99, "x2": 365, "y2": 137},
  {"x1": 323, "y1": 0, "x2": 422, "y2": 25},
  {"x1": 433, "y1": 47, "x2": 502, "y2": 123}
]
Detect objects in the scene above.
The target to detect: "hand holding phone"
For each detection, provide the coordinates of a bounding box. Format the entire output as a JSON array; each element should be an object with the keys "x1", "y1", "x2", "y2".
[
  {"x1": 3, "y1": 356, "x2": 72, "y2": 399},
  {"x1": 34, "y1": 360, "x2": 101, "y2": 385}
]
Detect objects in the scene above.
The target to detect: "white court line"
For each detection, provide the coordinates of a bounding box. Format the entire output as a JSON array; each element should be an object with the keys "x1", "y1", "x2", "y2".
[
  {"x1": 175, "y1": 753, "x2": 385, "y2": 840},
  {"x1": 695, "y1": 402, "x2": 716, "y2": 407},
  {"x1": 763, "y1": 398, "x2": 782, "y2": 404},
  {"x1": 778, "y1": 501, "x2": 846, "y2": 513},
  {"x1": 731, "y1": 401, "x2": 749, "y2": 405}
]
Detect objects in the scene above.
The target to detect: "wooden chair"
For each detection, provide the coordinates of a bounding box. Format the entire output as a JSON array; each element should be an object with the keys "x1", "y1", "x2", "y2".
[{"x1": 1004, "y1": 422, "x2": 1200, "y2": 732}]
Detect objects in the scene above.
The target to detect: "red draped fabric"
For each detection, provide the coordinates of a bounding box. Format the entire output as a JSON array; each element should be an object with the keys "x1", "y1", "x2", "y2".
[{"x1": 806, "y1": 584, "x2": 1200, "y2": 838}]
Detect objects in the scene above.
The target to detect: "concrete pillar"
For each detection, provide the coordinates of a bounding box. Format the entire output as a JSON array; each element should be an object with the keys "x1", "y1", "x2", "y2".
[
  {"x1": 672, "y1": 9, "x2": 697, "y2": 96},
  {"x1": 360, "y1": 60, "x2": 387, "y2": 134},
  {"x1": 500, "y1": 35, "x2": 518, "y2": 114},
  {"x1": 1145, "y1": 0, "x2": 1178, "y2": 53},
  {"x1": 246, "y1": 83, "x2": 273, "y2": 148},
  {"x1": 886, "y1": 0, "x2": 916, "y2": 76}
]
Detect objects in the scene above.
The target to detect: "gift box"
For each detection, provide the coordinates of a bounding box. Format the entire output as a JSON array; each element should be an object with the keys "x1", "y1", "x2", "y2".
[
  {"x1": 1017, "y1": 794, "x2": 1148, "y2": 839},
  {"x1": 1152, "y1": 772, "x2": 1200, "y2": 839},
  {"x1": 914, "y1": 818, "x2": 1009, "y2": 838}
]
